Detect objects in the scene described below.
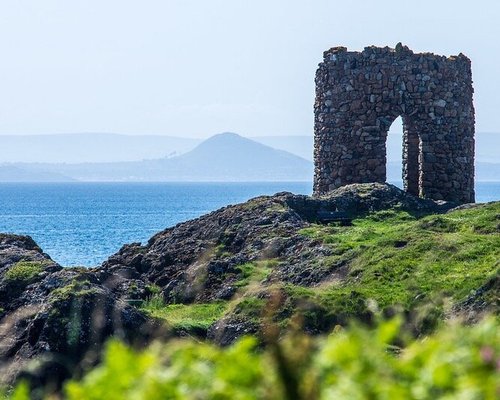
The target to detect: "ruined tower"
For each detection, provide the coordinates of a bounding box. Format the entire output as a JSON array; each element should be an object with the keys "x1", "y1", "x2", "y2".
[{"x1": 313, "y1": 44, "x2": 475, "y2": 203}]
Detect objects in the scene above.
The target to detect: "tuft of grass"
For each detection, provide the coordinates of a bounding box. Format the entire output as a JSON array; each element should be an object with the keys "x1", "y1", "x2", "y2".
[
  {"x1": 214, "y1": 243, "x2": 231, "y2": 258},
  {"x1": 232, "y1": 297, "x2": 267, "y2": 321},
  {"x1": 49, "y1": 279, "x2": 99, "y2": 303},
  {"x1": 142, "y1": 296, "x2": 228, "y2": 332},
  {"x1": 145, "y1": 283, "x2": 161, "y2": 295},
  {"x1": 3, "y1": 260, "x2": 48, "y2": 283},
  {"x1": 235, "y1": 260, "x2": 278, "y2": 288}
]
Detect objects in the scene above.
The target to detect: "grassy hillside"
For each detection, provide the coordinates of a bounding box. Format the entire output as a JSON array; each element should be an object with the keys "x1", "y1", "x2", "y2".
[{"x1": 141, "y1": 202, "x2": 499, "y2": 335}]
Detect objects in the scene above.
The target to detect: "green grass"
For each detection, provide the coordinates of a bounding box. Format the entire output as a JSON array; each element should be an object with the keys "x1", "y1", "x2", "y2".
[
  {"x1": 141, "y1": 203, "x2": 499, "y2": 336},
  {"x1": 49, "y1": 278, "x2": 99, "y2": 303},
  {"x1": 142, "y1": 296, "x2": 228, "y2": 332},
  {"x1": 298, "y1": 203, "x2": 500, "y2": 315},
  {"x1": 214, "y1": 243, "x2": 231, "y2": 258},
  {"x1": 231, "y1": 297, "x2": 267, "y2": 322},
  {"x1": 235, "y1": 260, "x2": 278, "y2": 288},
  {"x1": 3, "y1": 260, "x2": 48, "y2": 283}
]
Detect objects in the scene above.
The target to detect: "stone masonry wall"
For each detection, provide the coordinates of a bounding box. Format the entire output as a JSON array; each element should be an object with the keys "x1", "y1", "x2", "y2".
[{"x1": 313, "y1": 44, "x2": 475, "y2": 203}]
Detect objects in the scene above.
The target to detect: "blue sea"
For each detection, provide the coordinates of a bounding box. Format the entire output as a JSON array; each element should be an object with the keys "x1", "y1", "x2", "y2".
[{"x1": 0, "y1": 182, "x2": 498, "y2": 267}]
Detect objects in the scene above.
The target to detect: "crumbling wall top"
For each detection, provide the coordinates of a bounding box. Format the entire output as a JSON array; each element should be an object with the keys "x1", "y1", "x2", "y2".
[{"x1": 322, "y1": 43, "x2": 470, "y2": 65}]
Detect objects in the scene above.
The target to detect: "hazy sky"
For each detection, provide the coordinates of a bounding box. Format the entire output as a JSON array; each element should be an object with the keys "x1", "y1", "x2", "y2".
[{"x1": 0, "y1": 0, "x2": 499, "y2": 137}]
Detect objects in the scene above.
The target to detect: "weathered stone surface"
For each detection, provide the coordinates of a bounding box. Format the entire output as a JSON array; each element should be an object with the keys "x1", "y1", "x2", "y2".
[
  {"x1": 103, "y1": 183, "x2": 454, "y2": 302},
  {"x1": 102, "y1": 183, "x2": 457, "y2": 344},
  {"x1": 0, "y1": 234, "x2": 158, "y2": 389},
  {"x1": 313, "y1": 44, "x2": 475, "y2": 203}
]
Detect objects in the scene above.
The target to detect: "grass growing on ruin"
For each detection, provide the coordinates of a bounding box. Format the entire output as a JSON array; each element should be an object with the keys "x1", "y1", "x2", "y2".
[{"x1": 299, "y1": 202, "x2": 500, "y2": 315}]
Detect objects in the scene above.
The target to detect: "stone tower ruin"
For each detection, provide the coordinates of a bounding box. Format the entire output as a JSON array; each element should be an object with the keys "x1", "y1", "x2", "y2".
[{"x1": 313, "y1": 44, "x2": 475, "y2": 203}]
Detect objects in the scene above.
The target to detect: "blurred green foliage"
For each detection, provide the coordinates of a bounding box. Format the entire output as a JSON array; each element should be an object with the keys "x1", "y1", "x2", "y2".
[{"x1": 6, "y1": 317, "x2": 498, "y2": 399}]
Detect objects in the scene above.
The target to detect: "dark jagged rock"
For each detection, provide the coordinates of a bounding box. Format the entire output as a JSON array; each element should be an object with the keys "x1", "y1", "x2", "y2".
[
  {"x1": 0, "y1": 234, "x2": 62, "y2": 313},
  {"x1": 207, "y1": 316, "x2": 260, "y2": 347},
  {"x1": 0, "y1": 235, "x2": 159, "y2": 389},
  {"x1": 0, "y1": 234, "x2": 58, "y2": 272},
  {"x1": 100, "y1": 183, "x2": 461, "y2": 343},
  {"x1": 103, "y1": 183, "x2": 455, "y2": 303}
]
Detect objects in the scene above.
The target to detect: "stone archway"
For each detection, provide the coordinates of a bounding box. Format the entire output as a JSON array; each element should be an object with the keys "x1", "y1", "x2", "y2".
[{"x1": 313, "y1": 44, "x2": 475, "y2": 203}]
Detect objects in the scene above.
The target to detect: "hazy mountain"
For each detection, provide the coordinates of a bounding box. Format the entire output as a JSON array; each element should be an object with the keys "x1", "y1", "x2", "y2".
[
  {"x1": 0, "y1": 165, "x2": 75, "y2": 182},
  {"x1": 0, "y1": 133, "x2": 200, "y2": 163},
  {"x1": 164, "y1": 132, "x2": 312, "y2": 180},
  {"x1": 1, "y1": 131, "x2": 497, "y2": 182},
  {"x1": 9, "y1": 133, "x2": 313, "y2": 182},
  {"x1": 1, "y1": 131, "x2": 497, "y2": 165},
  {"x1": 251, "y1": 136, "x2": 314, "y2": 161}
]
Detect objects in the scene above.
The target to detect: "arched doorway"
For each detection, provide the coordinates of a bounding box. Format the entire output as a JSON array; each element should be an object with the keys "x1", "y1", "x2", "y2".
[
  {"x1": 386, "y1": 116, "x2": 404, "y2": 189},
  {"x1": 386, "y1": 115, "x2": 420, "y2": 196}
]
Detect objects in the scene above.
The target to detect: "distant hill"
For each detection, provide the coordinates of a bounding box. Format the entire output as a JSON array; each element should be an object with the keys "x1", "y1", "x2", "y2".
[
  {"x1": 1, "y1": 131, "x2": 498, "y2": 165},
  {"x1": 251, "y1": 136, "x2": 314, "y2": 161},
  {"x1": 1, "y1": 131, "x2": 498, "y2": 182},
  {"x1": 8, "y1": 133, "x2": 313, "y2": 182},
  {"x1": 0, "y1": 133, "x2": 199, "y2": 163},
  {"x1": 163, "y1": 132, "x2": 313, "y2": 180}
]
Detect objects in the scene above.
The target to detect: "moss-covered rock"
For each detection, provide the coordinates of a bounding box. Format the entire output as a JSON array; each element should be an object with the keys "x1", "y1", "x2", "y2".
[{"x1": 4, "y1": 261, "x2": 50, "y2": 284}]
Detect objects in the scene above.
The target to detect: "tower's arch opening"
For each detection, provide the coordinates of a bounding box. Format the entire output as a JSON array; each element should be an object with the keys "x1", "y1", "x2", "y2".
[{"x1": 386, "y1": 116, "x2": 404, "y2": 189}]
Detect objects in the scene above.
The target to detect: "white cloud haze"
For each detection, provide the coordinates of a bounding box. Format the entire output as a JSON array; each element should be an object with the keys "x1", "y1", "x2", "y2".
[{"x1": 0, "y1": 0, "x2": 498, "y2": 137}]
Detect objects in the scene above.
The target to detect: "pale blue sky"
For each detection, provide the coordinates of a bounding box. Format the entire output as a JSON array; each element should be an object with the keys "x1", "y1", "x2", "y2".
[{"x1": 0, "y1": 0, "x2": 498, "y2": 137}]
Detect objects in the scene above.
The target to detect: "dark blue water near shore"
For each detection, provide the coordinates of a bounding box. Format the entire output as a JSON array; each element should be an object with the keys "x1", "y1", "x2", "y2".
[{"x1": 0, "y1": 181, "x2": 498, "y2": 267}]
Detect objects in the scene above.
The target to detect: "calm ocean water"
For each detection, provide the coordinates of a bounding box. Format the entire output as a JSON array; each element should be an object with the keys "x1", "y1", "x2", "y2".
[{"x1": 0, "y1": 181, "x2": 498, "y2": 267}]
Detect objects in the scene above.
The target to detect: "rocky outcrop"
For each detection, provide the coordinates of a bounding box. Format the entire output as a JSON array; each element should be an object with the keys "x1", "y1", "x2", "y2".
[
  {"x1": 0, "y1": 235, "x2": 157, "y2": 389},
  {"x1": 103, "y1": 183, "x2": 455, "y2": 301}
]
